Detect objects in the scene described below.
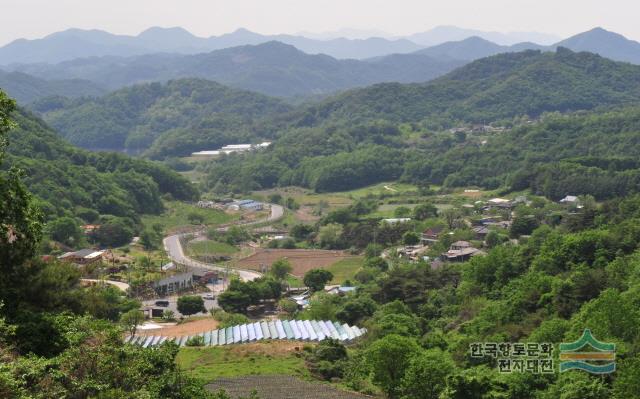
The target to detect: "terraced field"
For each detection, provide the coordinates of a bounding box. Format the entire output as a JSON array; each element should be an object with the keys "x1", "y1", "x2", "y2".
[{"x1": 206, "y1": 375, "x2": 371, "y2": 399}]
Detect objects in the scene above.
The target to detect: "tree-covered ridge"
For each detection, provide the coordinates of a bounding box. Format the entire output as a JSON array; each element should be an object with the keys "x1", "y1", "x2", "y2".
[
  {"x1": 205, "y1": 105, "x2": 640, "y2": 196},
  {"x1": 35, "y1": 78, "x2": 292, "y2": 154},
  {"x1": 3, "y1": 108, "x2": 197, "y2": 225},
  {"x1": 0, "y1": 69, "x2": 106, "y2": 104},
  {"x1": 285, "y1": 48, "x2": 640, "y2": 128}
]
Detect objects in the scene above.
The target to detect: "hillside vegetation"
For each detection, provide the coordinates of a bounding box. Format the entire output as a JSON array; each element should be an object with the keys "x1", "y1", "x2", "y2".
[
  {"x1": 4, "y1": 107, "x2": 197, "y2": 246},
  {"x1": 204, "y1": 49, "x2": 640, "y2": 194},
  {"x1": 34, "y1": 78, "x2": 291, "y2": 154}
]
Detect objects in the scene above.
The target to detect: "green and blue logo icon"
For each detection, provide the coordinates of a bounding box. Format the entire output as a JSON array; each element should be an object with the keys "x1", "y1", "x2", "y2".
[{"x1": 559, "y1": 329, "x2": 616, "y2": 374}]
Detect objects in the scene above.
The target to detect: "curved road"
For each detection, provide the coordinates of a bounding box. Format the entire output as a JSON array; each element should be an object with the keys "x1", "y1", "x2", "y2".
[{"x1": 163, "y1": 204, "x2": 284, "y2": 282}]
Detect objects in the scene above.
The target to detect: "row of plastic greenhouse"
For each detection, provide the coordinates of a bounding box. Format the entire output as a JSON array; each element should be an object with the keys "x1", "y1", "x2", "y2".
[{"x1": 125, "y1": 319, "x2": 367, "y2": 348}]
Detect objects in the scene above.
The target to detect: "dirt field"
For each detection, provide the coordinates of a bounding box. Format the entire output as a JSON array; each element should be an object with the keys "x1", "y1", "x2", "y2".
[
  {"x1": 206, "y1": 375, "x2": 371, "y2": 399},
  {"x1": 137, "y1": 318, "x2": 220, "y2": 338},
  {"x1": 237, "y1": 249, "x2": 357, "y2": 276}
]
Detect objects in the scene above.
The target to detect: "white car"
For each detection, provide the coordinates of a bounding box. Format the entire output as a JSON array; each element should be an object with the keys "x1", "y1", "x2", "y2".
[{"x1": 203, "y1": 293, "x2": 215, "y2": 300}]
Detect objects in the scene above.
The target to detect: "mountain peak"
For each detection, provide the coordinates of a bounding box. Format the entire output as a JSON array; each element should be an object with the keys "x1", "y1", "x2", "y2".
[{"x1": 138, "y1": 26, "x2": 195, "y2": 38}]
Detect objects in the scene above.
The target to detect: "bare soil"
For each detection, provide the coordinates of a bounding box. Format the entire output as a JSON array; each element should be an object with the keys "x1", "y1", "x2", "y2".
[
  {"x1": 138, "y1": 318, "x2": 220, "y2": 338},
  {"x1": 237, "y1": 249, "x2": 357, "y2": 277}
]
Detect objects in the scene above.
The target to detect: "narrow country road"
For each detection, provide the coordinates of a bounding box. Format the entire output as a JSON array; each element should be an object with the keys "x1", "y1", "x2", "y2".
[{"x1": 163, "y1": 204, "x2": 284, "y2": 282}]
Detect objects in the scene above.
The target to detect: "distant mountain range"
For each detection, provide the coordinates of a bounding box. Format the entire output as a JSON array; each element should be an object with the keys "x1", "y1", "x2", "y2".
[
  {"x1": 3, "y1": 27, "x2": 640, "y2": 101},
  {"x1": 403, "y1": 25, "x2": 560, "y2": 46},
  {"x1": 38, "y1": 48, "x2": 640, "y2": 159},
  {"x1": 3, "y1": 41, "x2": 465, "y2": 98},
  {"x1": 0, "y1": 27, "x2": 422, "y2": 64}
]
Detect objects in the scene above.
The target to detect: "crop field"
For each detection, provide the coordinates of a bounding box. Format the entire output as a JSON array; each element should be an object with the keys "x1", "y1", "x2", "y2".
[
  {"x1": 187, "y1": 240, "x2": 239, "y2": 256},
  {"x1": 178, "y1": 342, "x2": 309, "y2": 382},
  {"x1": 326, "y1": 257, "x2": 364, "y2": 284},
  {"x1": 205, "y1": 375, "x2": 371, "y2": 399},
  {"x1": 236, "y1": 249, "x2": 358, "y2": 276},
  {"x1": 141, "y1": 201, "x2": 237, "y2": 234}
]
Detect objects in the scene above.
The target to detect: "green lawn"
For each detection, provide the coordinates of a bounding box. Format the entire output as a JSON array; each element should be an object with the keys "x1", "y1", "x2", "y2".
[
  {"x1": 326, "y1": 257, "x2": 364, "y2": 284},
  {"x1": 141, "y1": 201, "x2": 237, "y2": 234},
  {"x1": 187, "y1": 240, "x2": 239, "y2": 256},
  {"x1": 177, "y1": 345, "x2": 309, "y2": 382}
]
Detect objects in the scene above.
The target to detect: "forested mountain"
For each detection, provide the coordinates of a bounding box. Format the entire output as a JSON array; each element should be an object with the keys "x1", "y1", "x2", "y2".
[
  {"x1": 10, "y1": 41, "x2": 464, "y2": 97},
  {"x1": 415, "y1": 36, "x2": 544, "y2": 61},
  {"x1": 283, "y1": 48, "x2": 640, "y2": 127},
  {"x1": 0, "y1": 26, "x2": 422, "y2": 64},
  {"x1": 35, "y1": 78, "x2": 291, "y2": 154},
  {"x1": 4, "y1": 107, "x2": 197, "y2": 229},
  {"x1": 555, "y1": 27, "x2": 640, "y2": 64},
  {"x1": 0, "y1": 69, "x2": 105, "y2": 103},
  {"x1": 412, "y1": 27, "x2": 640, "y2": 63},
  {"x1": 204, "y1": 49, "x2": 640, "y2": 193}
]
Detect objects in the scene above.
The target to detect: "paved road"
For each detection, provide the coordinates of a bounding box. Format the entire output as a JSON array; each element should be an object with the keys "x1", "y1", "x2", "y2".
[{"x1": 163, "y1": 204, "x2": 284, "y2": 282}]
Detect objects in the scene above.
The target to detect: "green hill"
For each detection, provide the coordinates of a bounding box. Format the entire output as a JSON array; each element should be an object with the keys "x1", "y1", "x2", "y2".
[
  {"x1": 206, "y1": 49, "x2": 640, "y2": 194},
  {"x1": 289, "y1": 48, "x2": 640, "y2": 128},
  {"x1": 35, "y1": 78, "x2": 292, "y2": 155},
  {"x1": 0, "y1": 69, "x2": 106, "y2": 104},
  {"x1": 4, "y1": 107, "x2": 197, "y2": 229}
]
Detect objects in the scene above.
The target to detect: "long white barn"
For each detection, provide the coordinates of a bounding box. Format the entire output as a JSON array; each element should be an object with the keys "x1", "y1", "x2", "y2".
[{"x1": 125, "y1": 319, "x2": 366, "y2": 348}]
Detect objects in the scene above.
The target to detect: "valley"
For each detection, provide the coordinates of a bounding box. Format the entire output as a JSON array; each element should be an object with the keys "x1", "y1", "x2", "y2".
[{"x1": 3, "y1": 13, "x2": 640, "y2": 399}]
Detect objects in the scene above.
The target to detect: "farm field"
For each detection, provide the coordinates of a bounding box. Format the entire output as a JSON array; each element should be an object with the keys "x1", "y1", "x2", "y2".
[
  {"x1": 205, "y1": 375, "x2": 371, "y2": 399},
  {"x1": 187, "y1": 240, "x2": 239, "y2": 256},
  {"x1": 326, "y1": 257, "x2": 364, "y2": 284},
  {"x1": 236, "y1": 249, "x2": 358, "y2": 277},
  {"x1": 178, "y1": 342, "x2": 309, "y2": 382},
  {"x1": 141, "y1": 201, "x2": 237, "y2": 234}
]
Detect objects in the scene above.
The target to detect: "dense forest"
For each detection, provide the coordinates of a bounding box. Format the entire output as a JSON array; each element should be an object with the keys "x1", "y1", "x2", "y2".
[
  {"x1": 3, "y1": 107, "x2": 197, "y2": 247},
  {"x1": 0, "y1": 70, "x2": 105, "y2": 104},
  {"x1": 275, "y1": 191, "x2": 640, "y2": 399},
  {"x1": 34, "y1": 78, "x2": 291, "y2": 154},
  {"x1": 201, "y1": 48, "x2": 640, "y2": 195}
]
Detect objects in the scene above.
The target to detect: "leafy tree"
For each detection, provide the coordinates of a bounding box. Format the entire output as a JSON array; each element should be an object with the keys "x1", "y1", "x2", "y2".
[
  {"x1": 364, "y1": 256, "x2": 389, "y2": 271},
  {"x1": 394, "y1": 206, "x2": 411, "y2": 218},
  {"x1": 120, "y1": 309, "x2": 144, "y2": 338},
  {"x1": 318, "y1": 223, "x2": 344, "y2": 249},
  {"x1": 278, "y1": 298, "x2": 298, "y2": 314},
  {"x1": 412, "y1": 203, "x2": 438, "y2": 220},
  {"x1": 140, "y1": 228, "x2": 161, "y2": 250},
  {"x1": 400, "y1": 349, "x2": 455, "y2": 399},
  {"x1": 365, "y1": 334, "x2": 421, "y2": 398},
  {"x1": 303, "y1": 269, "x2": 334, "y2": 292},
  {"x1": 402, "y1": 231, "x2": 420, "y2": 245},
  {"x1": 47, "y1": 217, "x2": 83, "y2": 246},
  {"x1": 217, "y1": 290, "x2": 252, "y2": 314},
  {"x1": 177, "y1": 295, "x2": 205, "y2": 316},
  {"x1": 93, "y1": 217, "x2": 134, "y2": 247},
  {"x1": 270, "y1": 258, "x2": 293, "y2": 280}
]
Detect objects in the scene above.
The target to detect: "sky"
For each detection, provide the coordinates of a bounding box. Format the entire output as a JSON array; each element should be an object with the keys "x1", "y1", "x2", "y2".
[{"x1": 0, "y1": 0, "x2": 638, "y2": 46}]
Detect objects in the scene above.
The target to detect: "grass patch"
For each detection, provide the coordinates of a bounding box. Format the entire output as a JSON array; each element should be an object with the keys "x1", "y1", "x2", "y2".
[
  {"x1": 326, "y1": 257, "x2": 363, "y2": 284},
  {"x1": 177, "y1": 345, "x2": 309, "y2": 382},
  {"x1": 141, "y1": 201, "x2": 237, "y2": 234},
  {"x1": 188, "y1": 240, "x2": 239, "y2": 256}
]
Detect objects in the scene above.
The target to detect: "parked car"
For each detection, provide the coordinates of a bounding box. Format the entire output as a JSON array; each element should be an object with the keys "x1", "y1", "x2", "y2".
[
  {"x1": 155, "y1": 300, "x2": 170, "y2": 307},
  {"x1": 203, "y1": 293, "x2": 215, "y2": 300}
]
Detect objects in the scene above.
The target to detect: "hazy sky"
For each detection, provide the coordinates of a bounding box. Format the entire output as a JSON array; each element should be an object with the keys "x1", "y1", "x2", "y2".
[{"x1": 1, "y1": 0, "x2": 638, "y2": 46}]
